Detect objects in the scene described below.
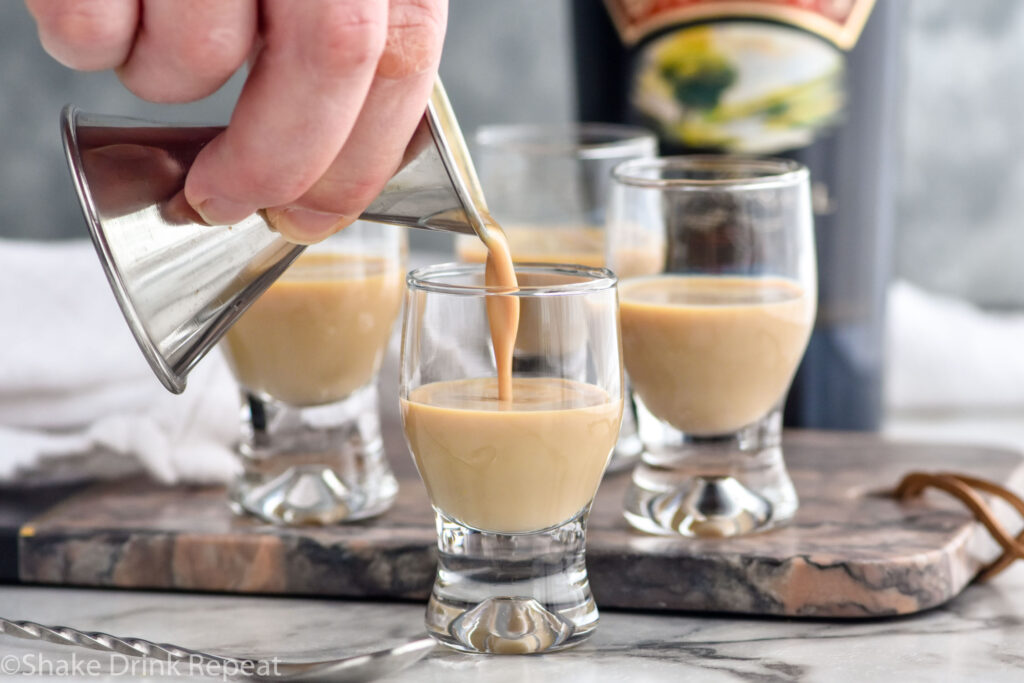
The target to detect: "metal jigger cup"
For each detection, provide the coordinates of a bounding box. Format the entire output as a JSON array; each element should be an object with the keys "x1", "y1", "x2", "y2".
[{"x1": 61, "y1": 99, "x2": 479, "y2": 394}]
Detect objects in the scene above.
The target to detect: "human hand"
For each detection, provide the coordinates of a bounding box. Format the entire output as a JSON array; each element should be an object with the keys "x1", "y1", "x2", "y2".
[{"x1": 27, "y1": 0, "x2": 448, "y2": 243}]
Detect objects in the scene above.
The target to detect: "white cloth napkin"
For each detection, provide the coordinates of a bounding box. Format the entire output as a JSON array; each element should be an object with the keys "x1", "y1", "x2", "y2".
[
  {"x1": 0, "y1": 239, "x2": 239, "y2": 484},
  {"x1": 886, "y1": 280, "x2": 1024, "y2": 411}
]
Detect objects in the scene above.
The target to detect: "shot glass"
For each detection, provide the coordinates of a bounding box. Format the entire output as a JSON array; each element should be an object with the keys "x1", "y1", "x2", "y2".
[
  {"x1": 400, "y1": 263, "x2": 623, "y2": 653},
  {"x1": 607, "y1": 157, "x2": 817, "y2": 537},
  {"x1": 456, "y1": 123, "x2": 657, "y2": 471},
  {"x1": 220, "y1": 222, "x2": 407, "y2": 525}
]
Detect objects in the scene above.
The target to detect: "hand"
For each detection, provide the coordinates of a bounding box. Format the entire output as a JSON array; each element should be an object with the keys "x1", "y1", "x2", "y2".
[{"x1": 27, "y1": 0, "x2": 448, "y2": 243}]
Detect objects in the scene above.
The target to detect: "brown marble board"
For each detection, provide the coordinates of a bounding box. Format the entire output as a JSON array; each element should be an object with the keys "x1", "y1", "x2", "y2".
[{"x1": 10, "y1": 431, "x2": 1024, "y2": 618}]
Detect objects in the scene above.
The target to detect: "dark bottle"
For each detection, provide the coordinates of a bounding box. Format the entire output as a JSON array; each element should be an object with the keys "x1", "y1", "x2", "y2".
[{"x1": 573, "y1": 0, "x2": 905, "y2": 430}]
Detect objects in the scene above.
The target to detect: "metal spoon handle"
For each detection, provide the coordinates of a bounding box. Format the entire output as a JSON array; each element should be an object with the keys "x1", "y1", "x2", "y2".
[{"x1": 0, "y1": 617, "x2": 248, "y2": 669}]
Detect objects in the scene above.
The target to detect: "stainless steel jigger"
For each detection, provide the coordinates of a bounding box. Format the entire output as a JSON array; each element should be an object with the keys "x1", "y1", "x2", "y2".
[{"x1": 61, "y1": 81, "x2": 481, "y2": 393}]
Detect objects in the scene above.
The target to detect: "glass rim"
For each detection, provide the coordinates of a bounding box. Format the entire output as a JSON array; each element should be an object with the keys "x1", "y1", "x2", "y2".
[
  {"x1": 406, "y1": 262, "x2": 618, "y2": 297},
  {"x1": 612, "y1": 155, "x2": 809, "y2": 190},
  {"x1": 473, "y1": 122, "x2": 657, "y2": 160}
]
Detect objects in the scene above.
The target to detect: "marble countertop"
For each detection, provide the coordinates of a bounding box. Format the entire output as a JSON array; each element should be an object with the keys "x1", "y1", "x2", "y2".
[{"x1": 2, "y1": 563, "x2": 1023, "y2": 681}]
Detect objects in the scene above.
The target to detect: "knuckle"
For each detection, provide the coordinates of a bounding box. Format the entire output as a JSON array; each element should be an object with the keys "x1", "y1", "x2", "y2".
[
  {"x1": 313, "y1": 4, "x2": 388, "y2": 74},
  {"x1": 224, "y1": 150, "x2": 319, "y2": 207},
  {"x1": 308, "y1": 174, "x2": 392, "y2": 216},
  {"x1": 379, "y1": 0, "x2": 446, "y2": 79},
  {"x1": 173, "y1": 26, "x2": 250, "y2": 82},
  {"x1": 244, "y1": 166, "x2": 315, "y2": 207},
  {"x1": 389, "y1": 0, "x2": 447, "y2": 33},
  {"x1": 119, "y1": 23, "x2": 250, "y2": 102},
  {"x1": 340, "y1": 175, "x2": 390, "y2": 210}
]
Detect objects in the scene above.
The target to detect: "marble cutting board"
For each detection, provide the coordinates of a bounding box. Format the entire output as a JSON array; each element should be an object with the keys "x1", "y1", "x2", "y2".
[{"x1": 9, "y1": 431, "x2": 1024, "y2": 618}]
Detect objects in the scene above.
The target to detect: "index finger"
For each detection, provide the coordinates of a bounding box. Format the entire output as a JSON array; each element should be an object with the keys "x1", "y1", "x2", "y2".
[{"x1": 183, "y1": 0, "x2": 389, "y2": 225}]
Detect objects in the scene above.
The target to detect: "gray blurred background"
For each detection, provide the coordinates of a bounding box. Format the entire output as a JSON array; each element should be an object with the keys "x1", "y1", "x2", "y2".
[{"x1": 1, "y1": 0, "x2": 1020, "y2": 308}]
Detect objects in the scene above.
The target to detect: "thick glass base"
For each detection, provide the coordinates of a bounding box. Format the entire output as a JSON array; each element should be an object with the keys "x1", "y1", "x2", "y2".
[
  {"x1": 624, "y1": 404, "x2": 797, "y2": 537},
  {"x1": 229, "y1": 384, "x2": 397, "y2": 525},
  {"x1": 426, "y1": 510, "x2": 597, "y2": 654}
]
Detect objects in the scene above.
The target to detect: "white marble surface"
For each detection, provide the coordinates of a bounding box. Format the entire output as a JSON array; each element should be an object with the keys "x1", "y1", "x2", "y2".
[{"x1": 2, "y1": 563, "x2": 1024, "y2": 682}]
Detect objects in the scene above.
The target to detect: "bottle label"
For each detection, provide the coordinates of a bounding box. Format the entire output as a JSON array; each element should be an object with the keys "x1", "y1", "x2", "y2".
[
  {"x1": 604, "y1": 0, "x2": 876, "y2": 50},
  {"x1": 629, "y1": 21, "x2": 847, "y2": 153},
  {"x1": 606, "y1": 1, "x2": 875, "y2": 154}
]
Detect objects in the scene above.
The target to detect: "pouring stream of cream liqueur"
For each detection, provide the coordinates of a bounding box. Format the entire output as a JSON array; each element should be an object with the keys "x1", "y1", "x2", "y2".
[
  {"x1": 427, "y1": 80, "x2": 520, "y2": 401},
  {"x1": 479, "y1": 217, "x2": 519, "y2": 402}
]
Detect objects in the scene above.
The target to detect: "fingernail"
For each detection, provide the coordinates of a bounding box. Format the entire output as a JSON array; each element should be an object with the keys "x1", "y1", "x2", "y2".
[
  {"x1": 264, "y1": 208, "x2": 351, "y2": 245},
  {"x1": 194, "y1": 197, "x2": 254, "y2": 226}
]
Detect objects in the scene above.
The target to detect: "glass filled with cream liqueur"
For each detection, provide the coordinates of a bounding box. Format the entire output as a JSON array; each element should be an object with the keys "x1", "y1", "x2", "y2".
[
  {"x1": 401, "y1": 262, "x2": 622, "y2": 654},
  {"x1": 219, "y1": 222, "x2": 407, "y2": 525},
  {"x1": 455, "y1": 123, "x2": 658, "y2": 472},
  {"x1": 608, "y1": 157, "x2": 817, "y2": 537}
]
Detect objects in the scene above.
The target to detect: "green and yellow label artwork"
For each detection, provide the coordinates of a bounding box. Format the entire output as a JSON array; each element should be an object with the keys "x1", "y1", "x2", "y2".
[{"x1": 632, "y1": 22, "x2": 845, "y2": 153}]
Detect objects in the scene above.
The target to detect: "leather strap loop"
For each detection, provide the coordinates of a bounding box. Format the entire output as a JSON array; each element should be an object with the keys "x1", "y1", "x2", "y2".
[{"x1": 894, "y1": 472, "x2": 1024, "y2": 582}]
